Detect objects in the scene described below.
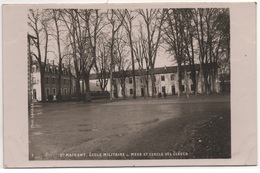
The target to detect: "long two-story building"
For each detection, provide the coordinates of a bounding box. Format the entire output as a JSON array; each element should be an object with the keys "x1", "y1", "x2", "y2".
[
  {"x1": 89, "y1": 64, "x2": 221, "y2": 98},
  {"x1": 31, "y1": 61, "x2": 221, "y2": 101}
]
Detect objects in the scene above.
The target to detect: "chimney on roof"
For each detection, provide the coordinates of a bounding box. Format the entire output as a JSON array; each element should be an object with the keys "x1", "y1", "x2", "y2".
[{"x1": 164, "y1": 65, "x2": 167, "y2": 70}]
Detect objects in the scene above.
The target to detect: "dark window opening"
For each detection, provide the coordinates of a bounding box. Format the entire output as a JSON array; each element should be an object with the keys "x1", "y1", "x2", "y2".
[
  {"x1": 171, "y1": 74, "x2": 175, "y2": 80},
  {"x1": 162, "y1": 86, "x2": 166, "y2": 93},
  {"x1": 46, "y1": 88, "x2": 50, "y2": 96},
  {"x1": 161, "y1": 75, "x2": 165, "y2": 81},
  {"x1": 53, "y1": 88, "x2": 56, "y2": 96},
  {"x1": 191, "y1": 84, "x2": 195, "y2": 91},
  {"x1": 129, "y1": 77, "x2": 133, "y2": 84},
  {"x1": 130, "y1": 88, "x2": 133, "y2": 95}
]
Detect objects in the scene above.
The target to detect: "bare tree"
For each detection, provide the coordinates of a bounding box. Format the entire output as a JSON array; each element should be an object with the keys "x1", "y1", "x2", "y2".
[
  {"x1": 118, "y1": 9, "x2": 138, "y2": 99},
  {"x1": 193, "y1": 8, "x2": 230, "y2": 94},
  {"x1": 180, "y1": 9, "x2": 198, "y2": 96},
  {"x1": 45, "y1": 9, "x2": 65, "y2": 100},
  {"x1": 94, "y1": 35, "x2": 110, "y2": 92},
  {"x1": 60, "y1": 9, "x2": 86, "y2": 101},
  {"x1": 76, "y1": 9, "x2": 107, "y2": 101},
  {"x1": 114, "y1": 27, "x2": 131, "y2": 99},
  {"x1": 163, "y1": 9, "x2": 185, "y2": 98},
  {"x1": 137, "y1": 9, "x2": 166, "y2": 98},
  {"x1": 28, "y1": 9, "x2": 50, "y2": 102},
  {"x1": 133, "y1": 25, "x2": 150, "y2": 98},
  {"x1": 106, "y1": 9, "x2": 125, "y2": 101}
]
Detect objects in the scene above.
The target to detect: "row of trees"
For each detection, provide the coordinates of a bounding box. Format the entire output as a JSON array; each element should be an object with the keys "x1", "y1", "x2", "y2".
[{"x1": 28, "y1": 8, "x2": 230, "y2": 102}]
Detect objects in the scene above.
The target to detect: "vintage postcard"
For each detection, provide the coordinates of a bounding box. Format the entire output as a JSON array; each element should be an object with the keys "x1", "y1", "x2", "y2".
[{"x1": 2, "y1": 2, "x2": 257, "y2": 167}]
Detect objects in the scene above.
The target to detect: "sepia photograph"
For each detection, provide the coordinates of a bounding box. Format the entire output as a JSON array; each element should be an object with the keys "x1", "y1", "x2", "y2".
[
  {"x1": 2, "y1": 2, "x2": 257, "y2": 167},
  {"x1": 27, "y1": 7, "x2": 231, "y2": 160}
]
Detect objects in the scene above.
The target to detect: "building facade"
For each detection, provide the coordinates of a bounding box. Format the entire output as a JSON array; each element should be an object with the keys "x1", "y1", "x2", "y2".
[
  {"x1": 31, "y1": 63, "x2": 221, "y2": 101},
  {"x1": 89, "y1": 65, "x2": 221, "y2": 98},
  {"x1": 31, "y1": 61, "x2": 74, "y2": 101}
]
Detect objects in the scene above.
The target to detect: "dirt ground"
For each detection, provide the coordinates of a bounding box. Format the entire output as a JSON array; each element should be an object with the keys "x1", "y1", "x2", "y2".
[{"x1": 29, "y1": 94, "x2": 230, "y2": 160}]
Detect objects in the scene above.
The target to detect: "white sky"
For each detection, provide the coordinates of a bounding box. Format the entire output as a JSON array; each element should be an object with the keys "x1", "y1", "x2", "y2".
[{"x1": 28, "y1": 8, "x2": 173, "y2": 69}]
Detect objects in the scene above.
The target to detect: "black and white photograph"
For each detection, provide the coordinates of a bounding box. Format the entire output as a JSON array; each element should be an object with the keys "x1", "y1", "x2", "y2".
[
  {"x1": 27, "y1": 7, "x2": 231, "y2": 160},
  {"x1": 2, "y1": 2, "x2": 257, "y2": 167}
]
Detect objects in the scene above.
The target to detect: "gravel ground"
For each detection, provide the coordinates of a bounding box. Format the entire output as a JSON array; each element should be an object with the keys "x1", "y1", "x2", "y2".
[{"x1": 29, "y1": 94, "x2": 230, "y2": 160}]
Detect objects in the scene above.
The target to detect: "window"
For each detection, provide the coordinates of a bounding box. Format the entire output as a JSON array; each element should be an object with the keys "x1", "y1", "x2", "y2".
[
  {"x1": 63, "y1": 79, "x2": 66, "y2": 85},
  {"x1": 162, "y1": 86, "x2": 166, "y2": 93},
  {"x1": 46, "y1": 77, "x2": 49, "y2": 84},
  {"x1": 191, "y1": 84, "x2": 195, "y2": 91},
  {"x1": 130, "y1": 88, "x2": 133, "y2": 95},
  {"x1": 53, "y1": 88, "x2": 56, "y2": 96},
  {"x1": 154, "y1": 87, "x2": 157, "y2": 93},
  {"x1": 52, "y1": 78, "x2": 55, "y2": 84},
  {"x1": 45, "y1": 67, "x2": 49, "y2": 72},
  {"x1": 46, "y1": 88, "x2": 50, "y2": 96},
  {"x1": 161, "y1": 75, "x2": 165, "y2": 81},
  {"x1": 140, "y1": 78, "x2": 143, "y2": 83},
  {"x1": 129, "y1": 77, "x2": 133, "y2": 84},
  {"x1": 64, "y1": 88, "x2": 67, "y2": 95},
  {"x1": 182, "y1": 85, "x2": 185, "y2": 92},
  {"x1": 171, "y1": 74, "x2": 175, "y2": 80}
]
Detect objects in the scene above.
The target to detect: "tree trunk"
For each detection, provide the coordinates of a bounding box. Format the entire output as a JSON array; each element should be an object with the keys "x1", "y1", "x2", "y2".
[
  {"x1": 110, "y1": 70, "x2": 113, "y2": 101},
  {"x1": 199, "y1": 64, "x2": 205, "y2": 94},
  {"x1": 113, "y1": 78, "x2": 118, "y2": 98},
  {"x1": 177, "y1": 59, "x2": 182, "y2": 98},
  {"x1": 69, "y1": 70, "x2": 72, "y2": 95},
  {"x1": 129, "y1": 32, "x2": 136, "y2": 99},
  {"x1": 40, "y1": 71, "x2": 46, "y2": 102},
  {"x1": 58, "y1": 61, "x2": 62, "y2": 96},
  {"x1": 184, "y1": 66, "x2": 189, "y2": 99},
  {"x1": 81, "y1": 77, "x2": 85, "y2": 94},
  {"x1": 53, "y1": 10, "x2": 62, "y2": 97},
  {"x1": 123, "y1": 82, "x2": 126, "y2": 100},
  {"x1": 146, "y1": 71, "x2": 150, "y2": 97},
  {"x1": 150, "y1": 68, "x2": 156, "y2": 98},
  {"x1": 84, "y1": 73, "x2": 91, "y2": 102},
  {"x1": 75, "y1": 77, "x2": 81, "y2": 101},
  {"x1": 195, "y1": 71, "x2": 198, "y2": 96}
]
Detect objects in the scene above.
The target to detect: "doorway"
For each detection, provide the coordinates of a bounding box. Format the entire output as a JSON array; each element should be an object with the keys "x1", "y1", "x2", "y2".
[
  {"x1": 171, "y1": 85, "x2": 175, "y2": 95},
  {"x1": 141, "y1": 88, "x2": 144, "y2": 97}
]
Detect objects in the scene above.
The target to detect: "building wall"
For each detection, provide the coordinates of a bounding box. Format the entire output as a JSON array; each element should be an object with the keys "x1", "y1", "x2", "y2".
[
  {"x1": 92, "y1": 71, "x2": 220, "y2": 98},
  {"x1": 31, "y1": 64, "x2": 74, "y2": 101}
]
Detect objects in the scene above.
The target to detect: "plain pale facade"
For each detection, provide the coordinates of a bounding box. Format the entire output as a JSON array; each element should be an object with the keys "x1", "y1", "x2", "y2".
[{"x1": 90, "y1": 65, "x2": 221, "y2": 98}]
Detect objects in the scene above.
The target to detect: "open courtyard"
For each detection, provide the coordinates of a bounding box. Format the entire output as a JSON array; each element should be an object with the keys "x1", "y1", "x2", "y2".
[{"x1": 29, "y1": 94, "x2": 231, "y2": 160}]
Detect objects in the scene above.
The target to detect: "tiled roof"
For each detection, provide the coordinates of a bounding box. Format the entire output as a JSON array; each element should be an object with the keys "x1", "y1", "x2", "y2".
[{"x1": 89, "y1": 64, "x2": 214, "y2": 80}]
